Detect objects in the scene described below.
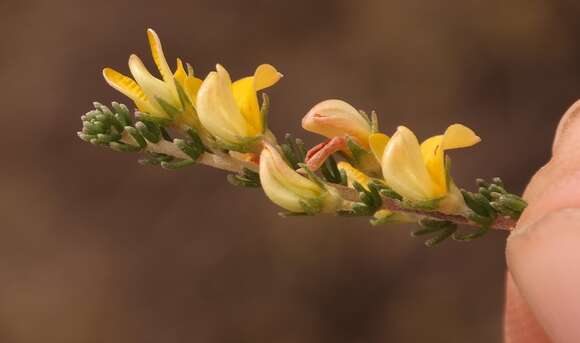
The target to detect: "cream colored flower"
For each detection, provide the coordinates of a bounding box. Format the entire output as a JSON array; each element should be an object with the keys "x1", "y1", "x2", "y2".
[
  {"x1": 259, "y1": 143, "x2": 341, "y2": 213},
  {"x1": 196, "y1": 64, "x2": 282, "y2": 151},
  {"x1": 302, "y1": 99, "x2": 372, "y2": 147},
  {"x1": 375, "y1": 125, "x2": 480, "y2": 202}
]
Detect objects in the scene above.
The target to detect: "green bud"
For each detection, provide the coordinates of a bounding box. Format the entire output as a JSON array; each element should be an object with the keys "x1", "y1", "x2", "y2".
[
  {"x1": 125, "y1": 126, "x2": 147, "y2": 148},
  {"x1": 135, "y1": 121, "x2": 160, "y2": 143},
  {"x1": 109, "y1": 142, "x2": 141, "y2": 152}
]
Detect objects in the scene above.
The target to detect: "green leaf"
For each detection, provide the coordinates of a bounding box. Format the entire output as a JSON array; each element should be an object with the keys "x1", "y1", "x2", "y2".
[
  {"x1": 411, "y1": 226, "x2": 445, "y2": 236},
  {"x1": 109, "y1": 142, "x2": 141, "y2": 152},
  {"x1": 424, "y1": 225, "x2": 457, "y2": 247}
]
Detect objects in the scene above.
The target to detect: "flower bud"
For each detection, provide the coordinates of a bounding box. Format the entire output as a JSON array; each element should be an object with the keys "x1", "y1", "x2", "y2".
[
  {"x1": 196, "y1": 64, "x2": 282, "y2": 152},
  {"x1": 302, "y1": 99, "x2": 372, "y2": 147},
  {"x1": 259, "y1": 144, "x2": 342, "y2": 213}
]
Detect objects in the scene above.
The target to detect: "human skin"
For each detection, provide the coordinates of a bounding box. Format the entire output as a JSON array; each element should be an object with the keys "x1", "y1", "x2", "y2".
[{"x1": 504, "y1": 100, "x2": 580, "y2": 342}]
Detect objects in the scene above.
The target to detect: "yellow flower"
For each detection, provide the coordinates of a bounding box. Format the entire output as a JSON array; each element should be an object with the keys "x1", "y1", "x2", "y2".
[
  {"x1": 373, "y1": 124, "x2": 480, "y2": 203},
  {"x1": 102, "y1": 29, "x2": 202, "y2": 128},
  {"x1": 302, "y1": 99, "x2": 372, "y2": 147},
  {"x1": 259, "y1": 143, "x2": 341, "y2": 213},
  {"x1": 196, "y1": 64, "x2": 282, "y2": 151}
]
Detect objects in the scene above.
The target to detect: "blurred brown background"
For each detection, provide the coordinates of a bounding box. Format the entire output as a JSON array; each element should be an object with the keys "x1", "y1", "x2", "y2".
[{"x1": 2, "y1": 0, "x2": 580, "y2": 342}]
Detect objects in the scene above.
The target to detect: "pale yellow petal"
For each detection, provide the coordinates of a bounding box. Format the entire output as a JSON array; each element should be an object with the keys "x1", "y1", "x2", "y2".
[
  {"x1": 301, "y1": 99, "x2": 372, "y2": 146},
  {"x1": 129, "y1": 54, "x2": 177, "y2": 115},
  {"x1": 369, "y1": 133, "x2": 390, "y2": 162},
  {"x1": 254, "y1": 64, "x2": 282, "y2": 90},
  {"x1": 259, "y1": 144, "x2": 322, "y2": 212},
  {"x1": 381, "y1": 126, "x2": 436, "y2": 201},
  {"x1": 196, "y1": 70, "x2": 249, "y2": 144}
]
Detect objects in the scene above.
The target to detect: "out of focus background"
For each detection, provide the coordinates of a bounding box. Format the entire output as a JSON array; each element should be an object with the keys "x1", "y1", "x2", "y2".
[{"x1": 2, "y1": 0, "x2": 580, "y2": 342}]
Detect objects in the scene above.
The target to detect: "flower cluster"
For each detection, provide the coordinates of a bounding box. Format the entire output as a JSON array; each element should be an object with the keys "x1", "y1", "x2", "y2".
[
  {"x1": 78, "y1": 29, "x2": 526, "y2": 246},
  {"x1": 103, "y1": 29, "x2": 282, "y2": 153},
  {"x1": 302, "y1": 99, "x2": 480, "y2": 215}
]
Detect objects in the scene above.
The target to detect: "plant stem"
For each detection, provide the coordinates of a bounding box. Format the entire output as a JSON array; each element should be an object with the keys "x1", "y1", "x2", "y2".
[
  {"x1": 121, "y1": 134, "x2": 259, "y2": 173},
  {"x1": 329, "y1": 184, "x2": 516, "y2": 231}
]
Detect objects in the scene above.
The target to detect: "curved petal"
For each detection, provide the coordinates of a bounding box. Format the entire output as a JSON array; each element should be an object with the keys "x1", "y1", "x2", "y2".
[
  {"x1": 266, "y1": 144, "x2": 321, "y2": 196},
  {"x1": 381, "y1": 126, "x2": 436, "y2": 201},
  {"x1": 260, "y1": 144, "x2": 322, "y2": 212},
  {"x1": 302, "y1": 99, "x2": 372, "y2": 146},
  {"x1": 196, "y1": 68, "x2": 250, "y2": 144},
  {"x1": 146, "y1": 28, "x2": 178, "y2": 101},
  {"x1": 421, "y1": 124, "x2": 481, "y2": 196},
  {"x1": 254, "y1": 64, "x2": 282, "y2": 91},
  {"x1": 441, "y1": 124, "x2": 481, "y2": 149}
]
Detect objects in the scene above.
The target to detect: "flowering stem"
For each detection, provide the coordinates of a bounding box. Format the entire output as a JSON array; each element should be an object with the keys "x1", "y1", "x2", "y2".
[{"x1": 125, "y1": 135, "x2": 516, "y2": 231}]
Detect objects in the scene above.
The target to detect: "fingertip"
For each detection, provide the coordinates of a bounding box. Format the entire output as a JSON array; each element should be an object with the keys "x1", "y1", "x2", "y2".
[{"x1": 507, "y1": 208, "x2": 580, "y2": 343}]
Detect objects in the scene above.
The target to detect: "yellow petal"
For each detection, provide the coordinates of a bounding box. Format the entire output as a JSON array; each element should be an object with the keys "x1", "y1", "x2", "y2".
[
  {"x1": 173, "y1": 58, "x2": 187, "y2": 85},
  {"x1": 381, "y1": 126, "x2": 436, "y2": 201},
  {"x1": 368, "y1": 133, "x2": 390, "y2": 162},
  {"x1": 102, "y1": 67, "x2": 156, "y2": 114},
  {"x1": 421, "y1": 124, "x2": 481, "y2": 196},
  {"x1": 441, "y1": 124, "x2": 481, "y2": 150},
  {"x1": 174, "y1": 59, "x2": 203, "y2": 104},
  {"x1": 230, "y1": 64, "x2": 281, "y2": 136},
  {"x1": 337, "y1": 161, "x2": 371, "y2": 190},
  {"x1": 254, "y1": 64, "x2": 282, "y2": 90},
  {"x1": 232, "y1": 79, "x2": 261, "y2": 136},
  {"x1": 103, "y1": 68, "x2": 147, "y2": 103}
]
